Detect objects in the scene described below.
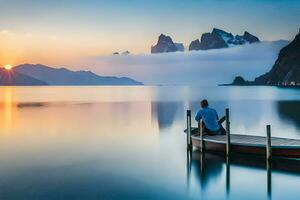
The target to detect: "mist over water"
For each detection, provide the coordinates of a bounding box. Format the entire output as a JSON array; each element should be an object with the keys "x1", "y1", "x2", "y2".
[{"x1": 82, "y1": 40, "x2": 288, "y2": 85}]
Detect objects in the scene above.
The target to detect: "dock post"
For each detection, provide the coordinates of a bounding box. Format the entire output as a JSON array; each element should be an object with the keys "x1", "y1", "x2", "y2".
[
  {"x1": 225, "y1": 108, "x2": 231, "y2": 157},
  {"x1": 266, "y1": 125, "x2": 272, "y2": 161},
  {"x1": 186, "y1": 110, "x2": 192, "y2": 149},
  {"x1": 198, "y1": 120, "x2": 204, "y2": 152}
]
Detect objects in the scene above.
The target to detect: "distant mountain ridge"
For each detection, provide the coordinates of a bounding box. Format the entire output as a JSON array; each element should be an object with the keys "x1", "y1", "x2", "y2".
[
  {"x1": 0, "y1": 64, "x2": 143, "y2": 86},
  {"x1": 0, "y1": 68, "x2": 47, "y2": 86},
  {"x1": 151, "y1": 28, "x2": 260, "y2": 53},
  {"x1": 14, "y1": 64, "x2": 143, "y2": 85},
  {"x1": 189, "y1": 28, "x2": 260, "y2": 51}
]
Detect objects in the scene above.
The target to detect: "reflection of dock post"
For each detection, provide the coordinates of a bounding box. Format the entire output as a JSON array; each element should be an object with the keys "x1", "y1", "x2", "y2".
[
  {"x1": 199, "y1": 120, "x2": 204, "y2": 152},
  {"x1": 200, "y1": 151, "x2": 204, "y2": 176},
  {"x1": 225, "y1": 108, "x2": 231, "y2": 156},
  {"x1": 186, "y1": 148, "x2": 192, "y2": 189},
  {"x1": 187, "y1": 110, "x2": 192, "y2": 149},
  {"x1": 199, "y1": 151, "x2": 205, "y2": 190},
  {"x1": 226, "y1": 156, "x2": 231, "y2": 197},
  {"x1": 266, "y1": 125, "x2": 272, "y2": 199},
  {"x1": 266, "y1": 125, "x2": 272, "y2": 161},
  {"x1": 267, "y1": 160, "x2": 272, "y2": 199}
]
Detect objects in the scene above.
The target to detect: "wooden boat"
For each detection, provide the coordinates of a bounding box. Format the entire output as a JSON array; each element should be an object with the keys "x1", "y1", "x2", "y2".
[
  {"x1": 185, "y1": 109, "x2": 300, "y2": 158},
  {"x1": 189, "y1": 132, "x2": 300, "y2": 158}
]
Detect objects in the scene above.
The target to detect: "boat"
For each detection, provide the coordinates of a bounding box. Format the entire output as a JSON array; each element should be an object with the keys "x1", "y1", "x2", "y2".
[
  {"x1": 185, "y1": 109, "x2": 300, "y2": 158},
  {"x1": 189, "y1": 133, "x2": 300, "y2": 158}
]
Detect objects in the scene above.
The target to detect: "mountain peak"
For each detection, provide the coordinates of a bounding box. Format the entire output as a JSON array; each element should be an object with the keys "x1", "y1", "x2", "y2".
[
  {"x1": 212, "y1": 28, "x2": 233, "y2": 38},
  {"x1": 188, "y1": 39, "x2": 201, "y2": 51},
  {"x1": 151, "y1": 34, "x2": 182, "y2": 53},
  {"x1": 189, "y1": 28, "x2": 260, "y2": 51},
  {"x1": 243, "y1": 31, "x2": 260, "y2": 43},
  {"x1": 158, "y1": 34, "x2": 173, "y2": 44}
]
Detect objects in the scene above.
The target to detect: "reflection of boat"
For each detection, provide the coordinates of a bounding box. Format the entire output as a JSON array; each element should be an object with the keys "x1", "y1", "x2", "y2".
[
  {"x1": 187, "y1": 150, "x2": 300, "y2": 198},
  {"x1": 191, "y1": 150, "x2": 300, "y2": 175}
]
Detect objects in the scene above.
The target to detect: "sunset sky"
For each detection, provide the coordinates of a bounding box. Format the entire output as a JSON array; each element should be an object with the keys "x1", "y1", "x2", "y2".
[{"x1": 0, "y1": 0, "x2": 299, "y2": 68}]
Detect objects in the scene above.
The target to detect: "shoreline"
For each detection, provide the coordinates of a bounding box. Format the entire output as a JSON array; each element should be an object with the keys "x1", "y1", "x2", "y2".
[{"x1": 218, "y1": 84, "x2": 300, "y2": 88}]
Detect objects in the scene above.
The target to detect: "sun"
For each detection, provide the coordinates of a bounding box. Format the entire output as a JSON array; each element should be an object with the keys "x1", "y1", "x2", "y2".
[{"x1": 4, "y1": 64, "x2": 12, "y2": 71}]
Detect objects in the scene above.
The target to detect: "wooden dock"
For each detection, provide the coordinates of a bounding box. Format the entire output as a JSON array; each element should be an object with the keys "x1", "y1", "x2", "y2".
[
  {"x1": 191, "y1": 134, "x2": 300, "y2": 158},
  {"x1": 185, "y1": 109, "x2": 300, "y2": 159}
]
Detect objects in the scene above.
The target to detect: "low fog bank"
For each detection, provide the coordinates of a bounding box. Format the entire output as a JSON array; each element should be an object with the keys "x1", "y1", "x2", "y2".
[{"x1": 81, "y1": 40, "x2": 288, "y2": 85}]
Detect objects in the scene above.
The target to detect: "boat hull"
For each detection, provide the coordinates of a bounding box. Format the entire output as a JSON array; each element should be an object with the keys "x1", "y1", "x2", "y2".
[{"x1": 192, "y1": 137, "x2": 300, "y2": 158}]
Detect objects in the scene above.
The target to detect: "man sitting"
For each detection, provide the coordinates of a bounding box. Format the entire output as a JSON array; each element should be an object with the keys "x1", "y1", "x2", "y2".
[{"x1": 195, "y1": 99, "x2": 226, "y2": 135}]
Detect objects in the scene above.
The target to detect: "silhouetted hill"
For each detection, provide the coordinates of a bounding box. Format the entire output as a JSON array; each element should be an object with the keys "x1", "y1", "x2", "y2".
[
  {"x1": 14, "y1": 64, "x2": 143, "y2": 85},
  {"x1": 254, "y1": 29, "x2": 300, "y2": 86},
  {"x1": 226, "y1": 30, "x2": 300, "y2": 86},
  {"x1": 0, "y1": 68, "x2": 47, "y2": 86}
]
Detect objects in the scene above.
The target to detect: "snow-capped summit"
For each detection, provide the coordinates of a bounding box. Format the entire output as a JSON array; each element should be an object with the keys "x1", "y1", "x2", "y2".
[{"x1": 189, "y1": 28, "x2": 260, "y2": 51}]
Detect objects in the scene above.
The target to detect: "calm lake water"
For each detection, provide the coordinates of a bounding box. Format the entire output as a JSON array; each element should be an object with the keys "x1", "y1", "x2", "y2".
[{"x1": 0, "y1": 86, "x2": 300, "y2": 200}]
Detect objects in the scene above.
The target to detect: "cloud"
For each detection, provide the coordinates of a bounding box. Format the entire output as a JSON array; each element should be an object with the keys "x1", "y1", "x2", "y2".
[{"x1": 80, "y1": 40, "x2": 288, "y2": 85}]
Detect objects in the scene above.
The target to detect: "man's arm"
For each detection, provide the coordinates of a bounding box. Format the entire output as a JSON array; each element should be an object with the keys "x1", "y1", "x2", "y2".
[
  {"x1": 195, "y1": 111, "x2": 202, "y2": 121},
  {"x1": 218, "y1": 116, "x2": 226, "y2": 124}
]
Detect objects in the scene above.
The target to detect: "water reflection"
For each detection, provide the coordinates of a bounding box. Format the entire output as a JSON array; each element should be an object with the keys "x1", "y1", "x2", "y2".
[
  {"x1": 188, "y1": 151, "x2": 224, "y2": 190},
  {"x1": 0, "y1": 86, "x2": 299, "y2": 199},
  {"x1": 17, "y1": 102, "x2": 47, "y2": 108},
  {"x1": 151, "y1": 102, "x2": 182, "y2": 130},
  {"x1": 1, "y1": 87, "x2": 13, "y2": 131},
  {"x1": 226, "y1": 156, "x2": 230, "y2": 197},
  {"x1": 277, "y1": 101, "x2": 300, "y2": 131},
  {"x1": 187, "y1": 150, "x2": 300, "y2": 199},
  {"x1": 267, "y1": 161, "x2": 272, "y2": 199},
  {"x1": 0, "y1": 100, "x2": 160, "y2": 167}
]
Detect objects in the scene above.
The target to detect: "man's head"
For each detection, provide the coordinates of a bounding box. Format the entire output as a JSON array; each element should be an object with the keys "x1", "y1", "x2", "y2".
[{"x1": 201, "y1": 99, "x2": 209, "y2": 108}]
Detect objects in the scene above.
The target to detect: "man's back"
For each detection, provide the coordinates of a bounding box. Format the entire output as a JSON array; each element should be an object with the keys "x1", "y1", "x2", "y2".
[{"x1": 195, "y1": 107, "x2": 220, "y2": 131}]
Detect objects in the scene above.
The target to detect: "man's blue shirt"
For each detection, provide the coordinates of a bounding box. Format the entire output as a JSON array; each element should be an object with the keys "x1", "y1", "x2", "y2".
[{"x1": 195, "y1": 107, "x2": 220, "y2": 131}]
